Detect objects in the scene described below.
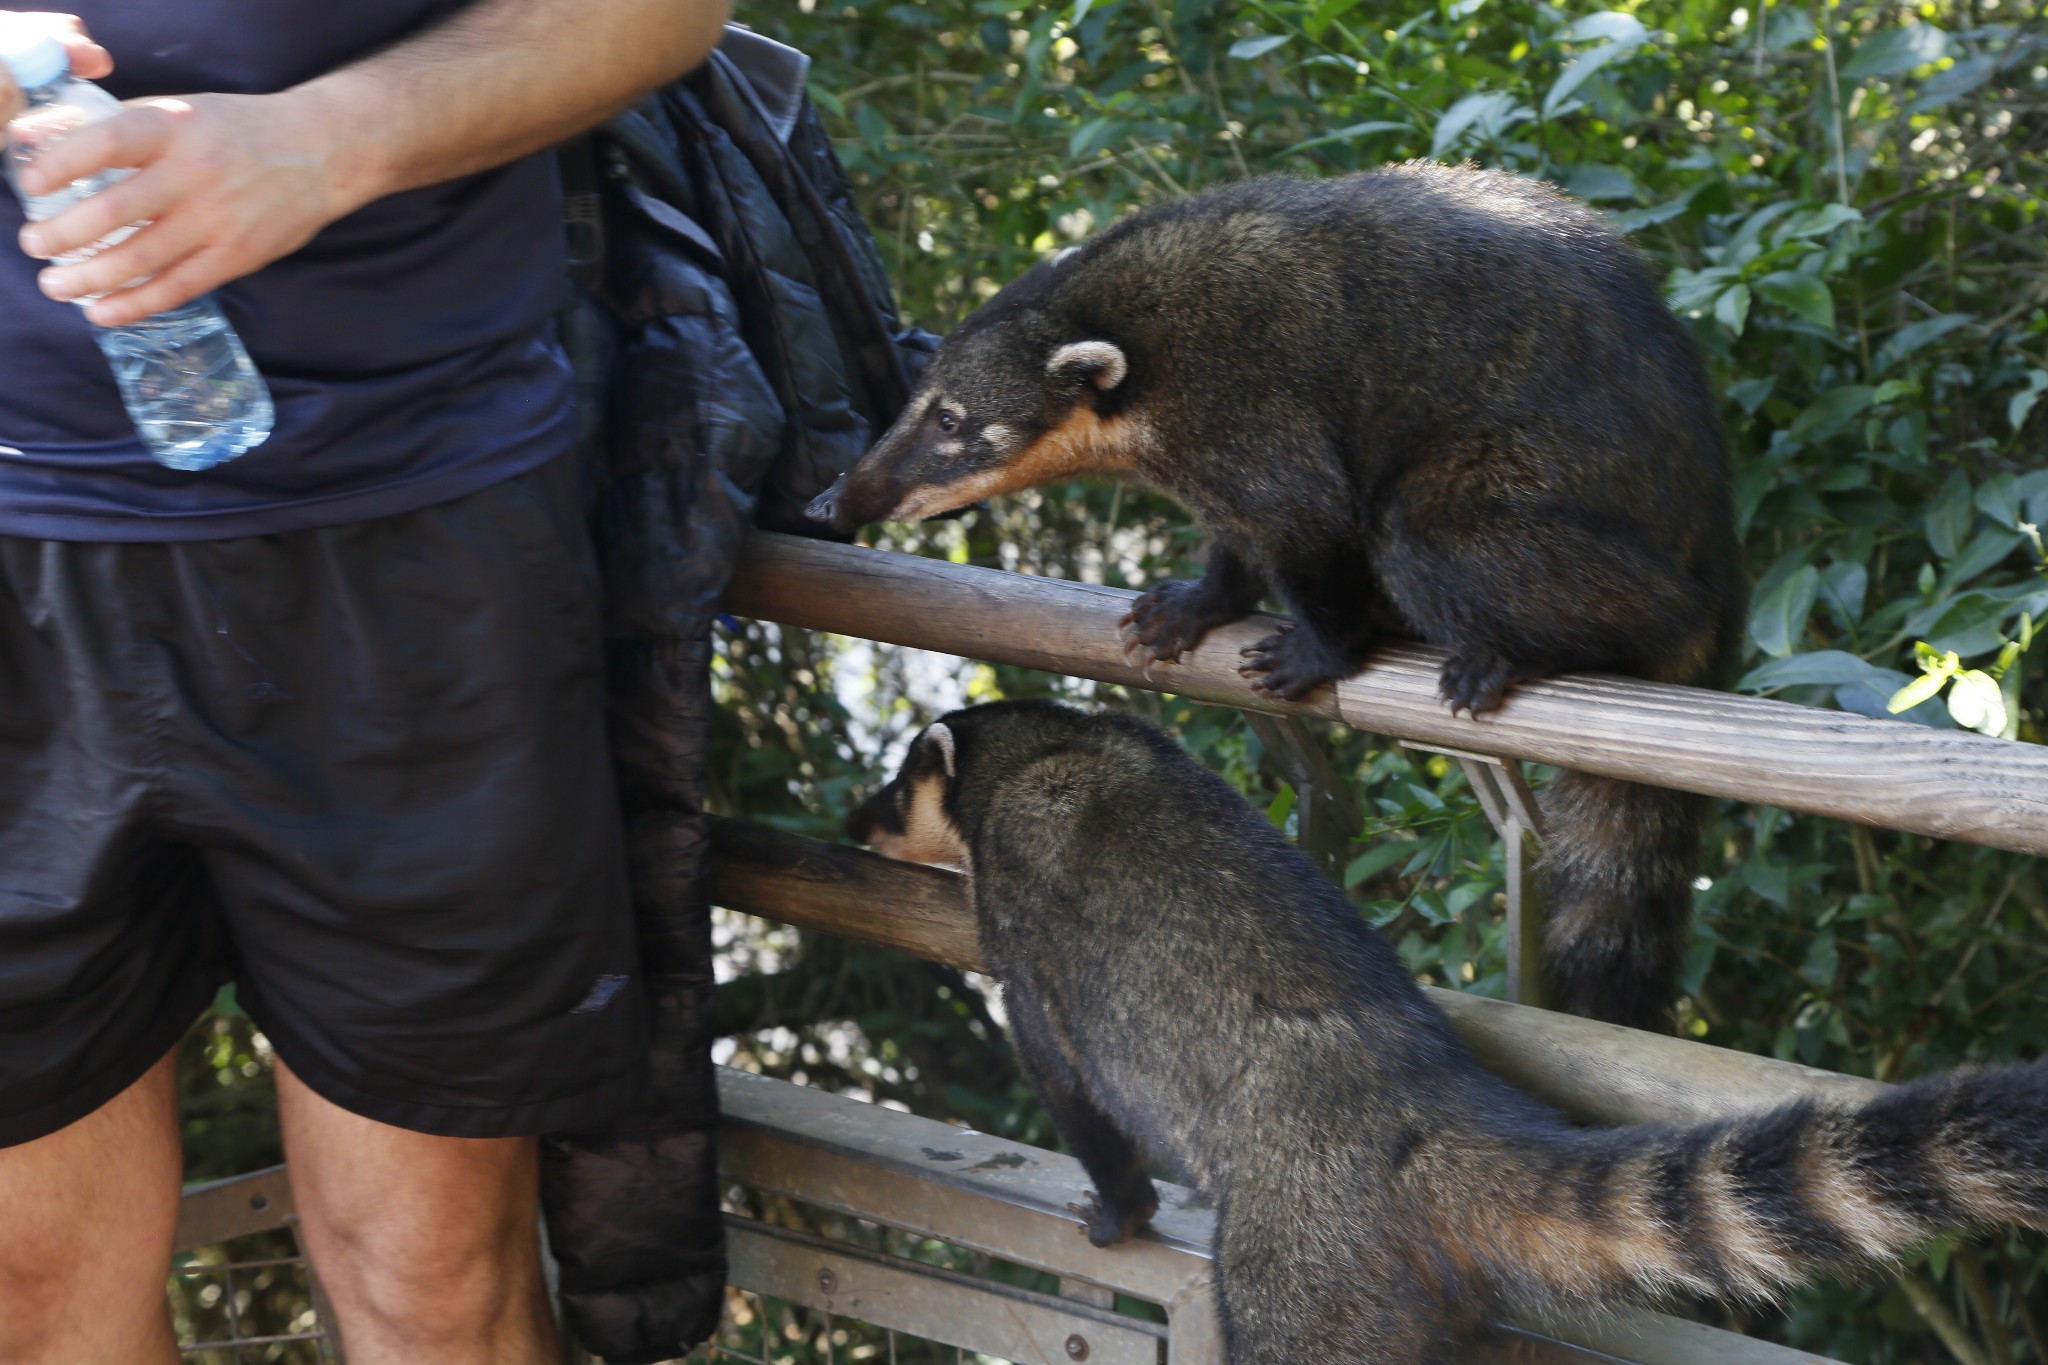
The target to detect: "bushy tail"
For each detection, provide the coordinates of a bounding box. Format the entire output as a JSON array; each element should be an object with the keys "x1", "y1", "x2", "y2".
[
  {"x1": 1462, "y1": 1061, "x2": 2048, "y2": 1312},
  {"x1": 1539, "y1": 771, "x2": 1706, "y2": 1031}
]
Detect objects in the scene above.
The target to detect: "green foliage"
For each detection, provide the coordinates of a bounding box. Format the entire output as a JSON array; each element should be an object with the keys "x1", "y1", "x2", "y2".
[{"x1": 716, "y1": 1, "x2": 2048, "y2": 1358}]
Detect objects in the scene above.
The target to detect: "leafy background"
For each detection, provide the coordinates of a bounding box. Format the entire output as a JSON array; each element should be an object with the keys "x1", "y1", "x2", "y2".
[
  {"x1": 169, "y1": 0, "x2": 2047, "y2": 1360},
  {"x1": 717, "y1": 0, "x2": 2048, "y2": 1360}
]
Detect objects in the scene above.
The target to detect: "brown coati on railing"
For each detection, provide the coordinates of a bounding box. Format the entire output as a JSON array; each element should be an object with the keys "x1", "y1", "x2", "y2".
[
  {"x1": 805, "y1": 162, "x2": 1744, "y2": 1033},
  {"x1": 844, "y1": 701, "x2": 2048, "y2": 1365}
]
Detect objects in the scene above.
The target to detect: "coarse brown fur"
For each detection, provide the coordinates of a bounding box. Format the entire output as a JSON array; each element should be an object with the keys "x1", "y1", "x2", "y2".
[
  {"x1": 847, "y1": 702, "x2": 2048, "y2": 1365},
  {"x1": 810, "y1": 163, "x2": 1745, "y2": 1030}
]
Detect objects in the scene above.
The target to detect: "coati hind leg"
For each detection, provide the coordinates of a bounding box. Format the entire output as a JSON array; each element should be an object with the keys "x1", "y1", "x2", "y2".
[
  {"x1": 1372, "y1": 486, "x2": 1720, "y2": 714},
  {"x1": 1007, "y1": 991, "x2": 1159, "y2": 1246},
  {"x1": 1372, "y1": 480, "x2": 1733, "y2": 1027},
  {"x1": 1121, "y1": 541, "x2": 1268, "y2": 665}
]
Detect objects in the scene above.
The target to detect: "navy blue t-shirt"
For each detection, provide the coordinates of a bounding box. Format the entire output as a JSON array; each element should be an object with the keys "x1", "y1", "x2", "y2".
[{"x1": 0, "y1": 1, "x2": 574, "y2": 540}]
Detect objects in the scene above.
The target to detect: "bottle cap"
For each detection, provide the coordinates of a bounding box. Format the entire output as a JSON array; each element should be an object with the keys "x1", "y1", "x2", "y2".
[{"x1": 0, "y1": 18, "x2": 70, "y2": 93}]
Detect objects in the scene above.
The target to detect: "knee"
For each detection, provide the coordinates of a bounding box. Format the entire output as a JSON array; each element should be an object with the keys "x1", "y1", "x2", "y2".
[{"x1": 321, "y1": 1209, "x2": 543, "y2": 1344}]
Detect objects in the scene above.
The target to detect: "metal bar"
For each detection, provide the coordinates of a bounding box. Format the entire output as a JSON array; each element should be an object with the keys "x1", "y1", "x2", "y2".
[
  {"x1": 174, "y1": 1166, "x2": 296, "y2": 1253},
  {"x1": 717, "y1": 1065, "x2": 1216, "y2": 1306},
  {"x1": 725, "y1": 533, "x2": 2048, "y2": 857},
  {"x1": 724, "y1": 1216, "x2": 1165, "y2": 1365}
]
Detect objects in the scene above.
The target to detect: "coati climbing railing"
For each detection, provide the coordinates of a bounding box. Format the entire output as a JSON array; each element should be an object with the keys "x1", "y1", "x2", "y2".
[{"x1": 701, "y1": 529, "x2": 2048, "y2": 1365}]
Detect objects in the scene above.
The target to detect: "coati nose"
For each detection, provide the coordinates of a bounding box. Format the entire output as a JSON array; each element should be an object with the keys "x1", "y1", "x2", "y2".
[{"x1": 805, "y1": 477, "x2": 848, "y2": 528}]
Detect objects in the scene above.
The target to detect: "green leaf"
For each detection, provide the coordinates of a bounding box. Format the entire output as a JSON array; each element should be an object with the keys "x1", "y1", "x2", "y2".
[
  {"x1": 1305, "y1": 0, "x2": 1366, "y2": 40},
  {"x1": 1714, "y1": 283, "x2": 1751, "y2": 335},
  {"x1": 1555, "y1": 163, "x2": 1638, "y2": 202},
  {"x1": 1817, "y1": 559, "x2": 1868, "y2": 625},
  {"x1": 1544, "y1": 40, "x2": 1626, "y2": 116},
  {"x1": 1874, "y1": 313, "x2": 1973, "y2": 372},
  {"x1": 1432, "y1": 91, "x2": 1528, "y2": 157},
  {"x1": 1909, "y1": 53, "x2": 1999, "y2": 112},
  {"x1": 1946, "y1": 670, "x2": 2007, "y2": 736},
  {"x1": 1801, "y1": 929, "x2": 1840, "y2": 987},
  {"x1": 1788, "y1": 385, "x2": 1876, "y2": 444},
  {"x1": 1266, "y1": 783, "x2": 1297, "y2": 828},
  {"x1": 1841, "y1": 23, "x2": 1948, "y2": 79},
  {"x1": 1764, "y1": 8, "x2": 1815, "y2": 50},
  {"x1": 1976, "y1": 473, "x2": 2022, "y2": 529},
  {"x1": 1917, "y1": 593, "x2": 2013, "y2": 657},
  {"x1": 1754, "y1": 271, "x2": 1835, "y2": 330},
  {"x1": 1228, "y1": 33, "x2": 1293, "y2": 60},
  {"x1": 1607, "y1": 186, "x2": 1702, "y2": 234},
  {"x1": 1563, "y1": 11, "x2": 1650, "y2": 43},
  {"x1": 1775, "y1": 203, "x2": 1862, "y2": 241},
  {"x1": 1344, "y1": 841, "x2": 1411, "y2": 888},
  {"x1": 1725, "y1": 375, "x2": 1775, "y2": 414},
  {"x1": 1924, "y1": 473, "x2": 1974, "y2": 560},
  {"x1": 1070, "y1": 0, "x2": 1095, "y2": 26},
  {"x1": 1284, "y1": 120, "x2": 1414, "y2": 154},
  {"x1": 1736, "y1": 650, "x2": 1888, "y2": 693},
  {"x1": 2010, "y1": 370, "x2": 2048, "y2": 432},
  {"x1": 1887, "y1": 670, "x2": 1949, "y2": 714},
  {"x1": 1750, "y1": 564, "x2": 1820, "y2": 658}
]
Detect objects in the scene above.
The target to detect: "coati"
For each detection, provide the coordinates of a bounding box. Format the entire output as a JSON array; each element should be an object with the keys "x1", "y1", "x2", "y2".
[
  {"x1": 847, "y1": 701, "x2": 2048, "y2": 1365},
  {"x1": 808, "y1": 162, "x2": 1745, "y2": 1031}
]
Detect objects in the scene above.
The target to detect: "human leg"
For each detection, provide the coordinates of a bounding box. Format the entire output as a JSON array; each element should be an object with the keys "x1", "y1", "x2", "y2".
[
  {"x1": 0, "y1": 1050, "x2": 182, "y2": 1365},
  {"x1": 276, "y1": 1060, "x2": 558, "y2": 1365}
]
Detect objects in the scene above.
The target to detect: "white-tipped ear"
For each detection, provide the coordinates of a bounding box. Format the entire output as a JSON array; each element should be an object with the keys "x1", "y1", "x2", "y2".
[
  {"x1": 925, "y1": 722, "x2": 957, "y2": 778},
  {"x1": 1046, "y1": 340, "x2": 1127, "y2": 391}
]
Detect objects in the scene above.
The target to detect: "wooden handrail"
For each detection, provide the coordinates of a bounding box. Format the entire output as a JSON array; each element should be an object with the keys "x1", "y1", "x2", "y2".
[
  {"x1": 725, "y1": 532, "x2": 2048, "y2": 858},
  {"x1": 708, "y1": 818, "x2": 1885, "y2": 1128}
]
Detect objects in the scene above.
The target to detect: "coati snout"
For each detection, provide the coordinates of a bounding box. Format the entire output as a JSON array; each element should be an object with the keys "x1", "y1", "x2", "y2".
[
  {"x1": 843, "y1": 723, "x2": 970, "y2": 871},
  {"x1": 806, "y1": 261, "x2": 1143, "y2": 531}
]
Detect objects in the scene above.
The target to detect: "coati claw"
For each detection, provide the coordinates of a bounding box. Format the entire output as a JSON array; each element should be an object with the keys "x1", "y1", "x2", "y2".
[
  {"x1": 1238, "y1": 630, "x2": 1341, "y2": 702},
  {"x1": 1438, "y1": 650, "x2": 1519, "y2": 716},
  {"x1": 1123, "y1": 580, "x2": 1234, "y2": 665},
  {"x1": 1077, "y1": 1188, "x2": 1159, "y2": 1248}
]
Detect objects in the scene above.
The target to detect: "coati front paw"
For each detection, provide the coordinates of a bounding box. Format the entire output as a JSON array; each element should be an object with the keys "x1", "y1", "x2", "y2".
[
  {"x1": 1438, "y1": 649, "x2": 1522, "y2": 716},
  {"x1": 1076, "y1": 1183, "x2": 1160, "y2": 1248},
  {"x1": 1238, "y1": 628, "x2": 1345, "y2": 701},
  {"x1": 1119, "y1": 579, "x2": 1241, "y2": 664}
]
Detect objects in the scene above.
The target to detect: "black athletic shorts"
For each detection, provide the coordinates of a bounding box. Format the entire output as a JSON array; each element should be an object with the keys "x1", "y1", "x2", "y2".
[{"x1": 0, "y1": 455, "x2": 647, "y2": 1146}]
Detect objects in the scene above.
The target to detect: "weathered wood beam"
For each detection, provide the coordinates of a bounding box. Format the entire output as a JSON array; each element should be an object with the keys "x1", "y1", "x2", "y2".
[
  {"x1": 707, "y1": 818, "x2": 1885, "y2": 1128},
  {"x1": 724, "y1": 532, "x2": 2048, "y2": 858}
]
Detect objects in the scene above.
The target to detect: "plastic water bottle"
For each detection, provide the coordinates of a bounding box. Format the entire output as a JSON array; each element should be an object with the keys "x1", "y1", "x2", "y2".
[{"x1": 0, "y1": 20, "x2": 271, "y2": 471}]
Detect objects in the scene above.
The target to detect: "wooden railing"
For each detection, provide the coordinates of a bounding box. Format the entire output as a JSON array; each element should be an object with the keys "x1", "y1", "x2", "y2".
[{"x1": 707, "y1": 530, "x2": 2048, "y2": 1363}]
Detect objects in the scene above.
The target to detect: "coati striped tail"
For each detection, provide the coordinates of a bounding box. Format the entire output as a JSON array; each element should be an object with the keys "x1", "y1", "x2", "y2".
[
  {"x1": 1471, "y1": 1060, "x2": 2048, "y2": 1311},
  {"x1": 1538, "y1": 772, "x2": 1707, "y2": 1031}
]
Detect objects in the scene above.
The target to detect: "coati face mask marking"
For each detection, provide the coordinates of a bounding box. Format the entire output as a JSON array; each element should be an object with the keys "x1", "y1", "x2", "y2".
[
  {"x1": 845, "y1": 723, "x2": 970, "y2": 872},
  {"x1": 805, "y1": 326, "x2": 1149, "y2": 530}
]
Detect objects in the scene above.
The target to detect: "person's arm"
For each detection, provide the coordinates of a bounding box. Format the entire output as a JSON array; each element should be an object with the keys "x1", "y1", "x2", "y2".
[{"x1": 15, "y1": 0, "x2": 729, "y2": 327}]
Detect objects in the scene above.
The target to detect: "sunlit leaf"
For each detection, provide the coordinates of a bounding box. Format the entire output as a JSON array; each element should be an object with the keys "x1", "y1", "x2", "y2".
[
  {"x1": 1945, "y1": 670, "x2": 2006, "y2": 736},
  {"x1": 1841, "y1": 23, "x2": 1948, "y2": 79},
  {"x1": 1228, "y1": 33, "x2": 1292, "y2": 60}
]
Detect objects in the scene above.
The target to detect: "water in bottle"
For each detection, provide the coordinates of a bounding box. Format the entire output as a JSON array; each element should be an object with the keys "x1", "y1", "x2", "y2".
[{"x1": 0, "y1": 18, "x2": 272, "y2": 471}]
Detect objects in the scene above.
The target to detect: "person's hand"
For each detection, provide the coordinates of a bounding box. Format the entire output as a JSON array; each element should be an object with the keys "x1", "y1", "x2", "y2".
[
  {"x1": 15, "y1": 87, "x2": 366, "y2": 325},
  {"x1": 0, "y1": 11, "x2": 111, "y2": 127}
]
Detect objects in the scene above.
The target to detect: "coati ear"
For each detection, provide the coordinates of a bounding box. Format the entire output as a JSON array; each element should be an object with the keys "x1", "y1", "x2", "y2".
[
  {"x1": 924, "y1": 722, "x2": 957, "y2": 779},
  {"x1": 1046, "y1": 340, "x2": 1127, "y2": 391}
]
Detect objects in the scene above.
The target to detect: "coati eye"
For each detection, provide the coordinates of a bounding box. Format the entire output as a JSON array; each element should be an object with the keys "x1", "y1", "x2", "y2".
[{"x1": 936, "y1": 409, "x2": 961, "y2": 434}]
